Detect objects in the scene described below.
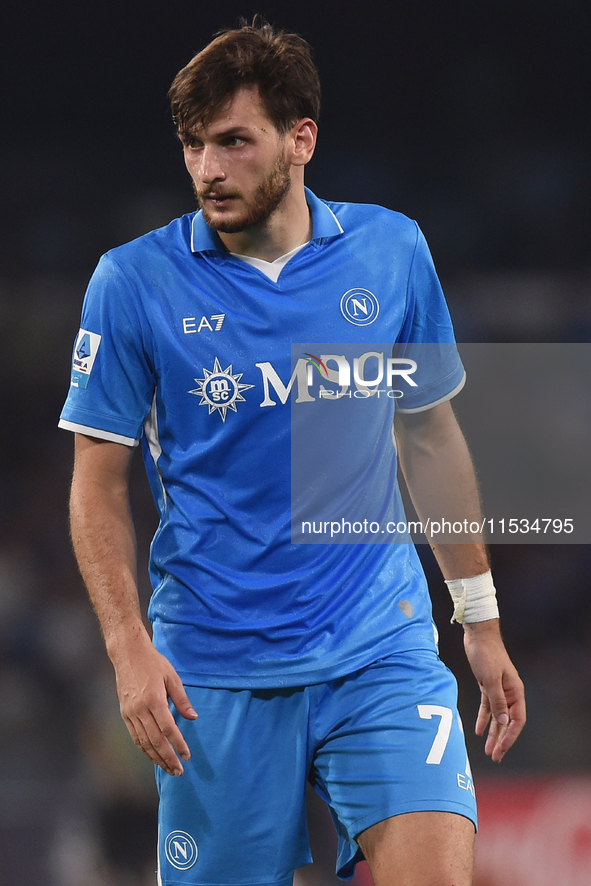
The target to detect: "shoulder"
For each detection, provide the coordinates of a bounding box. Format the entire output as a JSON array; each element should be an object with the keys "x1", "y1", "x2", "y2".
[
  {"x1": 103, "y1": 213, "x2": 195, "y2": 273},
  {"x1": 316, "y1": 198, "x2": 422, "y2": 266},
  {"x1": 83, "y1": 213, "x2": 195, "y2": 307},
  {"x1": 324, "y1": 198, "x2": 419, "y2": 241}
]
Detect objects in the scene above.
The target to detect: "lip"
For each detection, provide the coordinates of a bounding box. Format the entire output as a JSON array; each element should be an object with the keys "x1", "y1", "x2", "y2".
[{"x1": 204, "y1": 194, "x2": 236, "y2": 206}]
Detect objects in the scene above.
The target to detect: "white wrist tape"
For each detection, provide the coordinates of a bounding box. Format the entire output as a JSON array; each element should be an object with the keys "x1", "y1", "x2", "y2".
[{"x1": 445, "y1": 569, "x2": 499, "y2": 624}]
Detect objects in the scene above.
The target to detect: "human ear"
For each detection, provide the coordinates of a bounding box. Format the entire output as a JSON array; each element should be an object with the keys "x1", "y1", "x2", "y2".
[{"x1": 289, "y1": 118, "x2": 318, "y2": 166}]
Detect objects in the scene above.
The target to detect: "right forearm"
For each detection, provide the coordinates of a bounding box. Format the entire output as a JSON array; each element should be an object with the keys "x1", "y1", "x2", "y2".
[
  {"x1": 69, "y1": 434, "x2": 196, "y2": 775},
  {"x1": 70, "y1": 436, "x2": 147, "y2": 659}
]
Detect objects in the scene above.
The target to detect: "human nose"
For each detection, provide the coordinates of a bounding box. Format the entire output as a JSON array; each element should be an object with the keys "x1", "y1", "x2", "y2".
[{"x1": 197, "y1": 145, "x2": 225, "y2": 184}]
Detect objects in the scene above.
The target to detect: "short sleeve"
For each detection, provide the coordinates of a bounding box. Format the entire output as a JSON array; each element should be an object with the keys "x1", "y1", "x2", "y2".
[
  {"x1": 59, "y1": 253, "x2": 156, "y2": 445},
  {"x1": 395, "y1": 224, "x2": 465, "y2": 412}
]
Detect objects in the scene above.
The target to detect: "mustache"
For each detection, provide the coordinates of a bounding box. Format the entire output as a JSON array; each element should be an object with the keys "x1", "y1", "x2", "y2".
[
  {"x1": 192, "y1": 181, "x2": 237, "y2": 207},
  {"x1": 196, "y1": 185, "x2": 239, "y2": 200}
]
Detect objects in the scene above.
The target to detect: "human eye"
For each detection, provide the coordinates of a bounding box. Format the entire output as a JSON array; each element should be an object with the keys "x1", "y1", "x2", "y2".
[
  {"x1": 179, "y1": 132, "x2": 202, "y2": 150},
  {"x1": 224, "y1": 135, "x2": 247, "y2": 147}
]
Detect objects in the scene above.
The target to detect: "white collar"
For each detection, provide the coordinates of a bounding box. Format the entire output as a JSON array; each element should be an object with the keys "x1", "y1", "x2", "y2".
[{"x1": 230, "y1": 242, "x2": 309, "y2": 282}]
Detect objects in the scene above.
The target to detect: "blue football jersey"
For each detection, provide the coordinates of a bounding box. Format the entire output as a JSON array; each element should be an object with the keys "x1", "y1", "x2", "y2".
[{"x1": 59, "y1": 189, "x2": 465, "y2": 688}]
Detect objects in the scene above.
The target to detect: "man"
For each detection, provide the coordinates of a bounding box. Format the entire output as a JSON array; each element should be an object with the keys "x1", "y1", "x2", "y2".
[{"x1": 60, "y1": 20, "x2": 525, "y2": 886}]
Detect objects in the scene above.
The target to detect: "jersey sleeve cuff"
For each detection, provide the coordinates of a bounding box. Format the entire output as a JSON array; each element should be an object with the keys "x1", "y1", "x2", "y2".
[
  {"x1": 396, "y1": 370, "x2": 466, "y2": 413},
  {"x1": 58, "y1": 419, "x2": 139, "y2": 447}
]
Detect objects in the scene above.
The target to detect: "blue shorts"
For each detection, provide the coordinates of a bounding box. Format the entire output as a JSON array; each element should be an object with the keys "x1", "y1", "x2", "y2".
[{"x1": 156, "y1": 650, "x2": 477, "y2": 886}]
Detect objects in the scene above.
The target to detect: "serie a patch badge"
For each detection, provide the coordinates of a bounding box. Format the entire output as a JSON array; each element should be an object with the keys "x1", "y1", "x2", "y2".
[{"x1": 70, "y1": 328, "x2": 102, "y2": 390}]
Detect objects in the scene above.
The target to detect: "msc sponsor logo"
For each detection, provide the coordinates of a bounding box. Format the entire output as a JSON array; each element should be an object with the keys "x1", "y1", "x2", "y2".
[
  {"x1": 164, "y1": 830, "x2": 198, "y2": 870},
  {"x1": 189, "y1": 357, "x2": 254, "y2": 422},
  {"x1": 255, "y1": 353, "x2": 416, "y2": 405},
  {"x1": 340, "y1": 288, "x2": 380, "y2": 326},
  {"x1": 188, "y1": 353, "x2": 418, "y2": 420}
]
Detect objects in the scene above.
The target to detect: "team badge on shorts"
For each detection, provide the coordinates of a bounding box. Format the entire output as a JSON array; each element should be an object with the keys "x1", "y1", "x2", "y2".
[
  {"x1": 189, "y1": 357, "x2": 254, "y2": 422},
  {"x1": 340, "y1": 288, "x2": 380, "y2": 326},
  {"x1": 164, "y1": 830, "x2": 199, "y2": 870}
]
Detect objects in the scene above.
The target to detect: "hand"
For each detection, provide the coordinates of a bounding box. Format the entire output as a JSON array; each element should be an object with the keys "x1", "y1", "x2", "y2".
[
  {"x1": 111, "y1": 629, "x2": 198, "y2": 776},
  {"x1": 462, "y1": 619, "x2": 526, "y2": 762}
]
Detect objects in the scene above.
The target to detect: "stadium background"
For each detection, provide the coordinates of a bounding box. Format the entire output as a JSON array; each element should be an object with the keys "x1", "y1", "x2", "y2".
[{"x1": 1, "y1": 1, "x2": 590, "y2": 883}]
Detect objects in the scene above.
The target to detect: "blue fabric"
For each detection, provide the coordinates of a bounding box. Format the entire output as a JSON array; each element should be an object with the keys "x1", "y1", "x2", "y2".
[
  {"x1": 59, "y1": 190, "x2": 464, "y2": 687},
  {"x1": 156, "y1": 651, "x2": 476, "y2": 884}
]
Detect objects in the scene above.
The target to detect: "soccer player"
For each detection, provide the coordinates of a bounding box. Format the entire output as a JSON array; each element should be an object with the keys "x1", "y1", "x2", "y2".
[{"x1": 60, "y1": 20, "x2": 525, "y2": 886}]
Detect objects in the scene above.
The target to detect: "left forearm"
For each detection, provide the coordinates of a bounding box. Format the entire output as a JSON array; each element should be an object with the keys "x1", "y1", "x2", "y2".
[
  {"x1": 394, "y1": 401, "x2": 489, "y2": 580},
  {"x1": 395, "y1": 402, "x2": 526, "y2": 759},
  {"x1": 432, "y1": 544, "x2": 489, "y2": 583}
]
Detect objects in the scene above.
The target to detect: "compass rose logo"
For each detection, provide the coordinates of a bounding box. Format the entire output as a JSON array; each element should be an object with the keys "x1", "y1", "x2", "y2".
[{"x1": 189, "y1": 357, "x2": 254, "y2": 422}]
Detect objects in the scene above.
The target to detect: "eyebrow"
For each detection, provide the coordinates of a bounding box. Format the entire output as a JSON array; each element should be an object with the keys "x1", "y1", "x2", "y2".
[
  {"x1": 216, "y1": 126, "x2": 251, "y2": 137},
  {"x1": 180, "y1": 125, "x2": 253, "y2": 142}
]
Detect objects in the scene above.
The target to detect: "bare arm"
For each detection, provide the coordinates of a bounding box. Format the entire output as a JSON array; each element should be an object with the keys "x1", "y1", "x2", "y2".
[
  {"x1": 70, "y1": 433, "x2": 197, "y2": 775},
  {"x1": 394, "y1": 402, "x2": 526, "y2": 761},
  {"x1": 394, "y1": 400, "x2": 488, "y2": 578}
]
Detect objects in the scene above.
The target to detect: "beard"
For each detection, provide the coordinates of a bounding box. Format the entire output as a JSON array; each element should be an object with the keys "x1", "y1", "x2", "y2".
[{"x1": 195, "y1": 152, "x2": 292, "y2": 233}]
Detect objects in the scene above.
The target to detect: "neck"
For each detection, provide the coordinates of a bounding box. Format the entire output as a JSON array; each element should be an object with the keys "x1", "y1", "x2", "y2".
[{"x1": 217, "y1": 180, "x2": 312, "y2": 262}]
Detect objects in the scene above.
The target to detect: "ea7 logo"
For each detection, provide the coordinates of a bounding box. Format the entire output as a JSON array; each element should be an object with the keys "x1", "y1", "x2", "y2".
[{"x1": 183, "y1": 314, "x2": 225, "y2": 334}]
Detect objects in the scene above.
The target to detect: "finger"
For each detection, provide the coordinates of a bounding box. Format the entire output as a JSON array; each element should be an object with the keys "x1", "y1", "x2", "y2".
[
  {"x1": 496, "y1": 720, "x2": 522, "y2": 758},
  {"x1": 163, "y1": 674, "x2": 198, "y2": 761},
  {"x1": 120, "y1": 692, "x2": 186, "y2": 773},
  {"x1": 139, "y1": 710, "x2": 187, "y2": 776},
  {"x1": 166, "y1": 672, "x2": 198, "y2": 722},
  {"x1": 478, "y1": 679, "x2": 510, "y2": 759},
  {"x1": 484, "y1": 716, "x2": 508, "y2": 762},
  {"x1": 496, "y1": 697, "x2": 527, "y2": 756},
  {"x1": 125, "y1": 717, "x2": 142, "y2": 752},
  {"x1": 487, "y1": 683, "x2": 510, "y2": 730},
  {"x1": 125, "y1": 714, "x2": 183, "y2": 776},
  {"x1": 485, "y1": 698, "x2": 527, "y2": 763},
  {"x1": 152, "y1": 703, "x2": 193, "y2": 764},
  {"x1": 474, "y1": 690, "x2": 492, "y2": 737},
  {"x1": 488, "y1": 676, "x2": 526, "y2": 760}
]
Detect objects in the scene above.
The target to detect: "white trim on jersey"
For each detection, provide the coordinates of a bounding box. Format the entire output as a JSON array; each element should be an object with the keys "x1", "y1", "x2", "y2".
[
  {"x1": 144, "y1": 396, "x2": 168, "y2": 507},
  {"x1": 57, "y1": 419, "x2": 138, "y2": 447},
  {"x1": 157, "y1": 825, "x2": 163, "y2": 886},
  {"x1": 230, "y1": 241, "x2": 309, "y2": 282},
  {"x1": 395, "y1": 370, "x2": 467, "y2": 413},
  {"x1": 324, "y1": 203, "x2": 345, "y2": 233}
]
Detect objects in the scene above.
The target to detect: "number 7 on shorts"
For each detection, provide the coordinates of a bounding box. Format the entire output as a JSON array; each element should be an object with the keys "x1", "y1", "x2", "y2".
[{"x1": 417, "y1": 704, "x2": 453, "y2": 764}]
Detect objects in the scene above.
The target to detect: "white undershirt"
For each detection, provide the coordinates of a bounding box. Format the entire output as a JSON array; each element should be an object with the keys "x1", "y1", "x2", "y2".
[{"x1": 230, "y1": 242, "x2": 309, "y2": 282}]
